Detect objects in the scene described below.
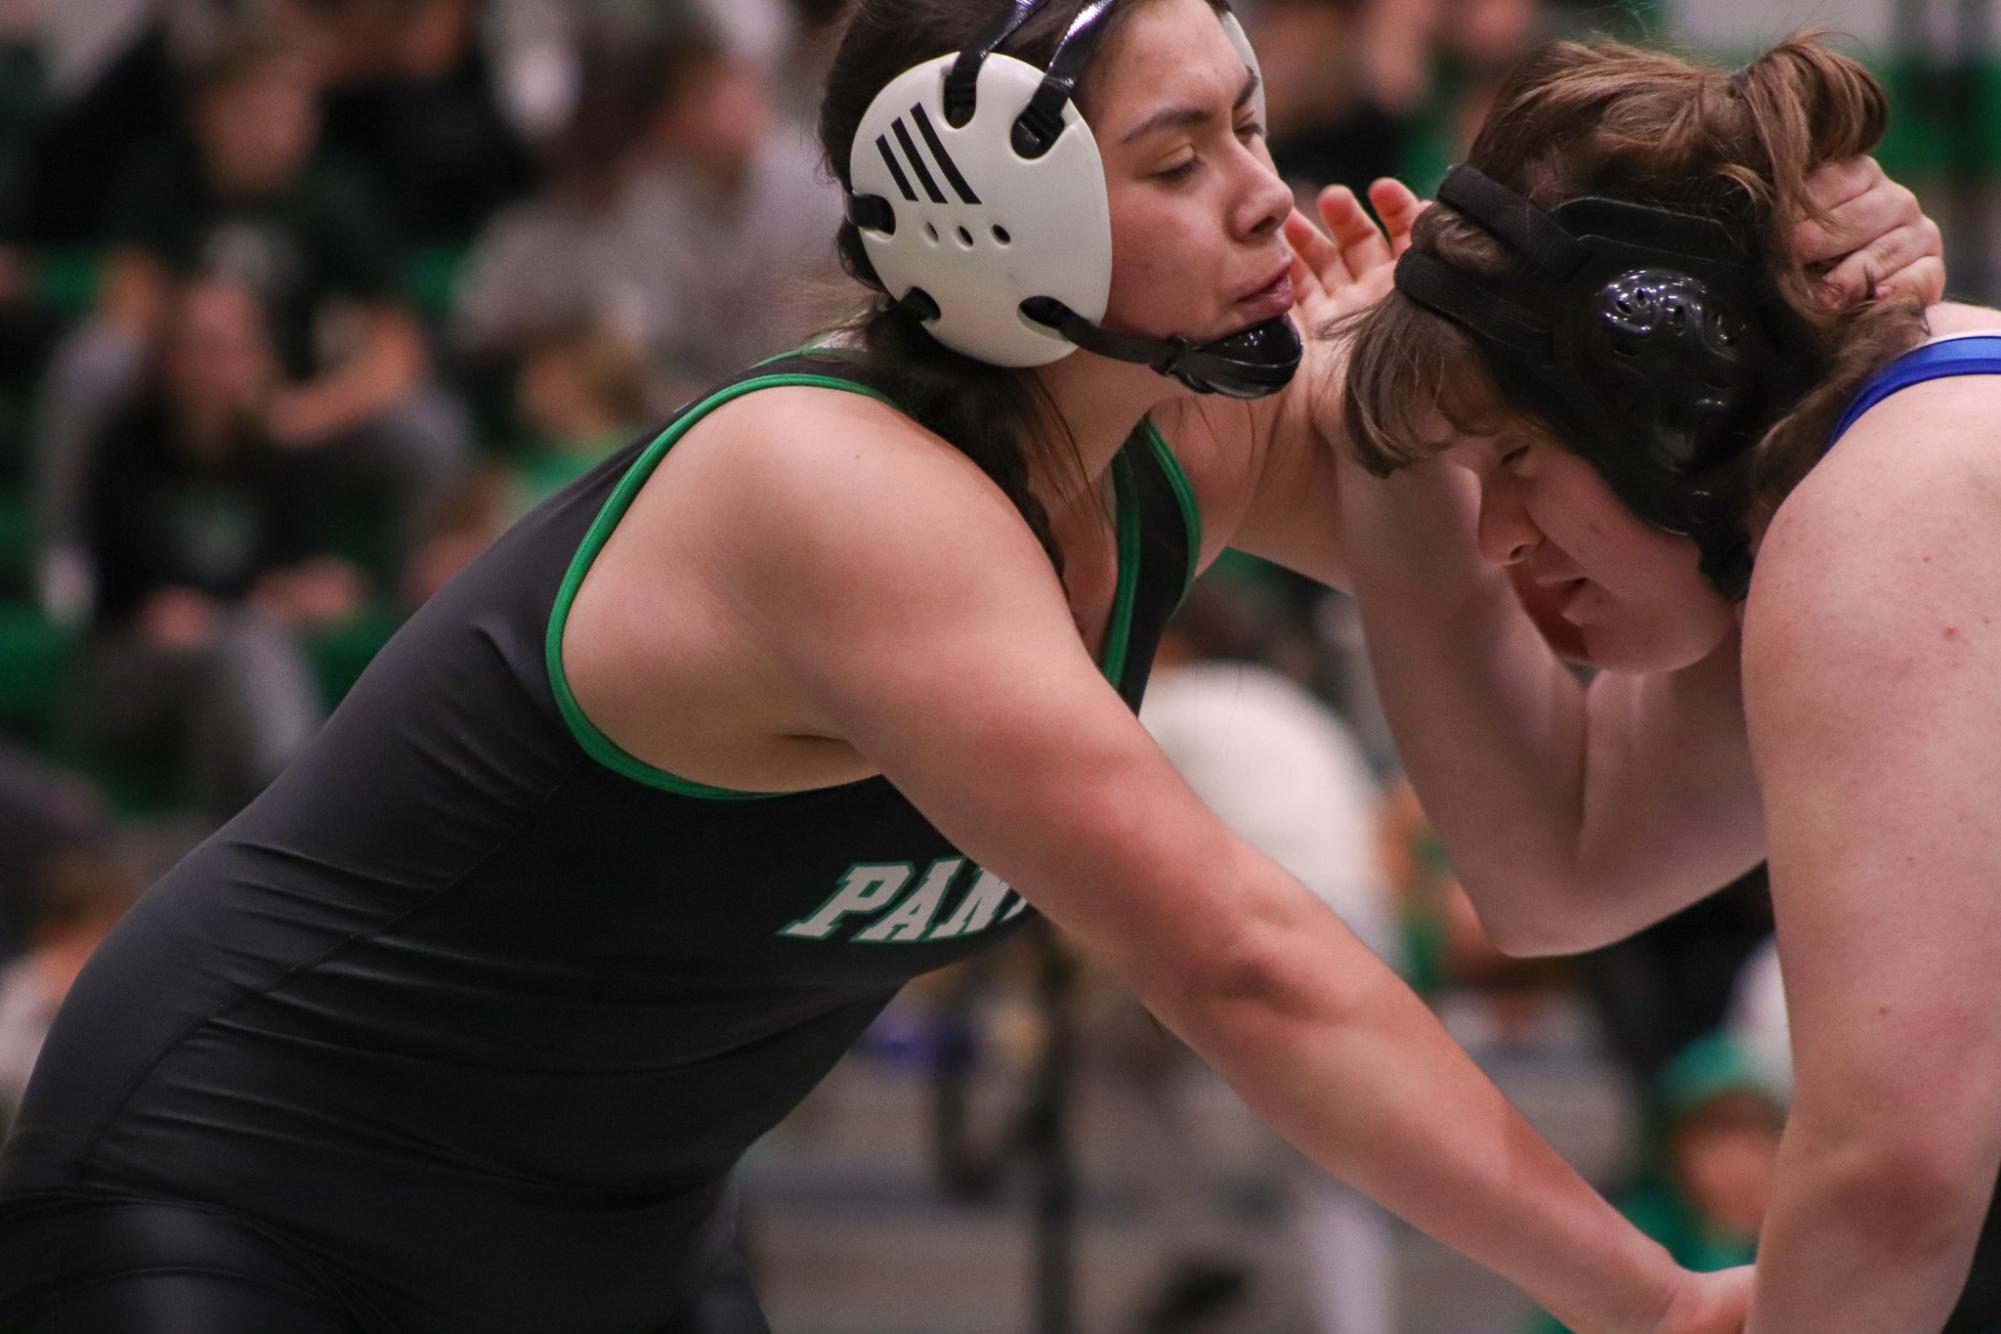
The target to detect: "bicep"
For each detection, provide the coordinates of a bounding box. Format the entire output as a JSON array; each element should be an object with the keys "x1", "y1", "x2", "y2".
[{"x1": 1746, "y1": 490, "x2": 2001, "y2": 1137}]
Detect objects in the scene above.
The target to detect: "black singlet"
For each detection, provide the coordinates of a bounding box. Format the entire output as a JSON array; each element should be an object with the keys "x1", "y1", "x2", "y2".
[{"x1": 0, "y1": 352, "x2": 1199, "y2": 1333}]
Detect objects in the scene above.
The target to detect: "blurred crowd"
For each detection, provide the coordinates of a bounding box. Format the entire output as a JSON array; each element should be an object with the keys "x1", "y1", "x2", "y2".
[{"x1": 0, "y1": 0, "x2": 1938, "y2": 1331}]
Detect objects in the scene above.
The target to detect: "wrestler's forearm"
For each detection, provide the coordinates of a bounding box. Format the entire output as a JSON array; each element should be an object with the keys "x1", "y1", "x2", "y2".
[
  {"x1": 1336, "y1": 460, "x2": 1761, "y2": 953},
  {"x1": 1144, "y1": 903, "x2": 1687, "y2": 1334}
]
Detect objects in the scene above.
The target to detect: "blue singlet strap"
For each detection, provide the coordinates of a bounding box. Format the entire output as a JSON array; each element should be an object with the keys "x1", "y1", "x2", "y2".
[{"x1": 1828, "y1": 334, "x2": 2001, "y2": 446}]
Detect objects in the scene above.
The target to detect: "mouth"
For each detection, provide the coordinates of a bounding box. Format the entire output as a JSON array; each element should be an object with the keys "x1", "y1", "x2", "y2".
[
  {"x1": 1549, "y1": 576, "x2": 1591, "y2": 618},
  {"x1": 1233, "y1": 263, "x2": 1295, "y2": 320}
]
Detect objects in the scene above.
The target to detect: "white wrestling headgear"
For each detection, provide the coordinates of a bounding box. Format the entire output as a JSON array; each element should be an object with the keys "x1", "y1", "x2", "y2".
[{"x1": 844, "y1": 0, "x2": 1300, "y2": 399}]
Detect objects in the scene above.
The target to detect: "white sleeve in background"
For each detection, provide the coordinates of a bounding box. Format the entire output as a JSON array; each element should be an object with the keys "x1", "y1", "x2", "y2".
[
  {"x1": 1724, "y1": 935, "x2": 1793, "y2": 1101},
  {"x1": 687, "y1": 0, "x2": 794, "y2": 73},
  {"x1": 1141, "y1": 662, "x2": 1401, "y2": 969}
]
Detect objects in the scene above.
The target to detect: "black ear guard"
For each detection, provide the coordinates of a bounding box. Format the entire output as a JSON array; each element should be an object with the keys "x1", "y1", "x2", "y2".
[{"x1": 1394, "y1": 165, "x2": 1825, "y2": 597}]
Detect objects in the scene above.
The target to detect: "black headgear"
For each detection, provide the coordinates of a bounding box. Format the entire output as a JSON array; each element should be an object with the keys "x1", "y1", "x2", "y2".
[{"x1": 1393, "y1": 165, "x2": 1823, "y2": 596}]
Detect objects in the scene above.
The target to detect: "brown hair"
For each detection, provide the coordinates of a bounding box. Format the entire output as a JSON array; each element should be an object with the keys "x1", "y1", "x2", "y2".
[
  {"x1": 1340, "y1": 30, "x2": 1927, "y2": 527},
  {"x1": 818, "y1": 0, "x2": 1227, "y2": 574}
]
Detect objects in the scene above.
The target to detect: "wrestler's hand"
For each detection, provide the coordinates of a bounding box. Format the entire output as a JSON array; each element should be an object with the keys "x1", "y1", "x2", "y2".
[
  {"x1": 1287, "y1": 177, "x2": 1428, "y2": 449},
  {"x1": 1796, "y1": 155, "x2": 1945, "y2": 305},
  {"x1": 1286, "y1": 177, "x2": 1426, "y2": 335},
  {"x1": 1650, "y1": 1265, "x2": 1753, "y2": 1334}
]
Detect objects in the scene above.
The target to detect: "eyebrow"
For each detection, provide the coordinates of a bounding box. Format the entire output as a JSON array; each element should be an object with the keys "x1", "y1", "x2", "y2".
[{"x1": 1117, "y1": 69, "x2": 1261, "y2": 145}]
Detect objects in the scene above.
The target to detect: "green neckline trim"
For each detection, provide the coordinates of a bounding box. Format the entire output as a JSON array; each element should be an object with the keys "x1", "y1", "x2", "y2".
[
  {"x1": 547, "y1": 371, "x2": 1146, "y2": 800},
  {"x1": 1141, "y1": 418, "x2": 1203, "y2": 598}
]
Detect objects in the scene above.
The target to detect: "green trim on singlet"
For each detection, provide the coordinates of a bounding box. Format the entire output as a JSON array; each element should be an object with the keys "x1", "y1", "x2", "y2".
[
  {"x1": 546, "y1": 373, "x2": 898, "y2": 799},
  {"x1": 1097, "y1": 451, "x2": 1143, "y2": 689},
  {"x1": 1141, "y1": 418, "x2": 1203, "y2": 598},
  {"x1": 546, "y1": 370, "x2": 1146, "y2": 799}
]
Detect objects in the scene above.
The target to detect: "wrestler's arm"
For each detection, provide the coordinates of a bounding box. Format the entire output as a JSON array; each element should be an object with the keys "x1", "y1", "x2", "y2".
[
  {"x1": 700, "y1": 400, "x2": 1743, "y2": 1334},
  {"x1": 1741, "y1": 379, "x2": 2001, "y2": 1333},
  {"x1": 1317, "y1": 163, "x2": 1946, "y2": 955},
  {"x1": 1156, "y1": 183, "x2": 1422, "y2": 590}
]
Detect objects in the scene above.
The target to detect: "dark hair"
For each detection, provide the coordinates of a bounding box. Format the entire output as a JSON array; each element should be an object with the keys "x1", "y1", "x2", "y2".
[
  {"x1": 817, "y1": 0, "x2": 1225, "y2": 574},
  {"x1": 188, "y1": 24, "x2": 315, "y2": 99},
  {"x1": 1340, "y1": 30, "x2": 1927, "y2": 529},
  {"x1": 543, "y1": 35, "x2": 679, "y2": 173}
]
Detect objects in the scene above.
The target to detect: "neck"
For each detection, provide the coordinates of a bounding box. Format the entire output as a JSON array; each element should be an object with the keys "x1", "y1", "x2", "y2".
[{"x1": 1027, "y1": 350, "x2": 1185, "y2": 511}]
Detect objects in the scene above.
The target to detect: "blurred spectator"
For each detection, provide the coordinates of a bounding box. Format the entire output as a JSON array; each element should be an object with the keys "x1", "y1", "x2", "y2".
[
  {"x1": 0, "y1": 742, "x2": 104, "y2": 960},
  {"x1": 775, "y1": 0, "x2": 850, "y2": 122},
  {"x1": 411, "y1": 317, "x2": 651, "y2": 603},
  {"x1": 1358, "y1": 0, "x2": 1540, "y2": 139},
  {"x1": 77, "y1": 275, "x2": 348, "y2": 818},
  {"x1": 1097, "y1": 577, "x2": 1400, "y2": 1334},
  {"x1": 0, "y1": 843, "x2": 144, "y2": 1128},
  {"x1": 687, "y1": 0, "x2": 794, "y2": 79},
  {"x1": 450, "y1": 32, "x2": 681, "y2": 410},
  {"x1": 455, "y1": 21, "x2": 842, "y2": 404},
  {"x1": 1242, "y1": 0, "x2": 1408, "y2": 201},
  {"x1": 1722, "y1": 935, "x2": 1788, "y2": 1101},
  {"x1": 1527, "y1": 1034, "x2": 1783, "y2": 1334},
  {"x1": 639, "y1": 20, "x2": 844, "y2": 393},
  {"x1": 1248, "y1": 0, "x2": 1542, "y2": 195},
  {"x1": 304, "y1": 0, "x2": 537, "y2": 247},
  {"x1": 1380, "y1": 773, "x2": 1575, "y2": 1045},
  {"x1": 1571, "y1": 867, "x2": 1774, "y2": 1093},
  {"x1": 34, "y1": 22, "x2": 471, "y2": 617},
  {"x1": 1, "y1": 0, "x2": 183, "y2": 246},
  {"x1": 503, "y1": 316, "x2": 652, "y2": 511}
]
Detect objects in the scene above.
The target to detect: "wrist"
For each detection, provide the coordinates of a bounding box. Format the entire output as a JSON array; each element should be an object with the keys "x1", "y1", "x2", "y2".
[{"x1": 1541, "y1": 1231, "x2": 1685, "y2": 1334}]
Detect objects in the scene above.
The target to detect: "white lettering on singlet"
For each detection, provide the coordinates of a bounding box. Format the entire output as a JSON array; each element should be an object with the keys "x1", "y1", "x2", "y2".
[
  {"x1": 780, "y1": 863, "x2": 915, "y2": 939},
  {"x1": 855, "y1": 857, "x2": 961, "y2": 943},
  {"x1": 923, "y1": 867, "x2": 1018, "y2": 941},
  {"x1": 779, "y1": 858, "x2": 1030, "y2": 944}
]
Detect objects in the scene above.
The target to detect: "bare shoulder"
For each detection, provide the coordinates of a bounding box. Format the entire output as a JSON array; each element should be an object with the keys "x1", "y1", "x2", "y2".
[
  {"x1": 560, "y1": 382, "x2": 1074, "y2": 786},
  {"x1": 605, "y1": 383, "x2": 1072, "y2": 699},
  {"x1": 1746, "y1": 368, "x2": 2001, "y2": 700},
  {"x1": 669, "y1": 384, "x2": 1058, "y2": 597}
]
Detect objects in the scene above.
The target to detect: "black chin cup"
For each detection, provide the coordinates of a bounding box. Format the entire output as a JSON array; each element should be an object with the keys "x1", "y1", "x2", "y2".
[
  {"x1": 1020, "y1": 296, "x2": 1302, "y2": 399},
  {"x1": 1392, "y1": 165, "x2": 1824, "y2": 597}
]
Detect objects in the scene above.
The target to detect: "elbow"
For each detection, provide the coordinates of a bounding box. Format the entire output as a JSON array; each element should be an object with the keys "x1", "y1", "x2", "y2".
[
  {"x1": 1477, "y1": 912, "x2": 1572, "y2": 960},
  {"x1": 1796, "y1": 1121, "x2": 1998, "y2": 1253},
  {"x1": 1159, "y1": 896, "x2": 1383, "y2": 1040},
  {"x1": 1457, "y1": 870, "x2": 1599, "y2": 959}
]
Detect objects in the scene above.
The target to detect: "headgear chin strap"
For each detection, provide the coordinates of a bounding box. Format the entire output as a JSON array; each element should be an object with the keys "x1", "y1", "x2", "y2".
[
  {"x1": 845, "y1": 0, "x2": 1302, "y2": 400},
  {"x1": 1393, "y1": 164, "x2": 1824, "y2": 597}
]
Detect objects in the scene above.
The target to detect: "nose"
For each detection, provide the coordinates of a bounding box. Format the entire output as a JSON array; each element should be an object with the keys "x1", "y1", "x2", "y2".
[
  {"x1": 1232, "y1": 148, "x2": 1293, "y2": 242},
  {"x1": 1475, "y1": 476, "x2": 1543, "y2": 567}
]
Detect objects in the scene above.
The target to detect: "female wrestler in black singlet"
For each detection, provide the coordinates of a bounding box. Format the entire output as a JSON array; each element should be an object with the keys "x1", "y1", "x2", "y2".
[{"x1": 0, "y1": 3, "x2": 1937, "y2": 1331}]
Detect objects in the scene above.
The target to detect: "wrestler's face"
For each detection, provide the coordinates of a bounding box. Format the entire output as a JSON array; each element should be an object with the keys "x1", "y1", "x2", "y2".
[
  {"x1": 1444, "y1": 431, "x2": 1737, "y2": 672},
  {"x1": 1088, "y1": 0, "x2": 1297, "y2": 352}
]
